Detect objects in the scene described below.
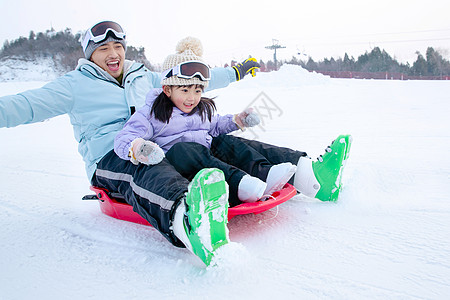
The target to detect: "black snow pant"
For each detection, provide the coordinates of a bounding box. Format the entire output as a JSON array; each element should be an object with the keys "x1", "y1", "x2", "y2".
[
  {"x1": 91, "y1": 150, "x2": 187, "y2": 247},
  {"x1": 211, "y1": 135, "x2": 307, "y2": 186},
  {"x1": 166, "y1": 139, "x2": 273, "y2": 207},
  {"x1": 91, "y1": 135, "x2": 308, "y2": 247}
]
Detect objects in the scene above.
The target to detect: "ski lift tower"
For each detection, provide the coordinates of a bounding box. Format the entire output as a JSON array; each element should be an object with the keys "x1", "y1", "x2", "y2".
[{"x1": 265, "y1": 39, "x2": 286, "y2": 70}]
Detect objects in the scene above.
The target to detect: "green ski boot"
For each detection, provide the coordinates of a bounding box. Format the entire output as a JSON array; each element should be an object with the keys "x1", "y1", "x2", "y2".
[
  {"x1": 183, "y1": 168, "x2": 229, "y2": 266},
  {"x1": 295, "y1": 134, "x2": 352, "y2": 202}
]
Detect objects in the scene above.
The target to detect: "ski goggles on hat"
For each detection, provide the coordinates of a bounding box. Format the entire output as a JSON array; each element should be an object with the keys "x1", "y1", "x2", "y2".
[
  {"x1": 162, "y1": 61, "x2": 211, "y2": 82},
  {"x1": 81, "y1": 21, "x2": 126, "y2": 51}
]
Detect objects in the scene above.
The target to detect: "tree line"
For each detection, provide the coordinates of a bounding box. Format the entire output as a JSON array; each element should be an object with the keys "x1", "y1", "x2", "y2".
[
  {"x1": 1, "y1": 27, "x2": 449, "y2": 78},
  {"x1": 0, "y1": 27, "x2": 154, "y2": 72},
  {"x1": 258, "y1": 46, "x2": 450, "y2": 77}
]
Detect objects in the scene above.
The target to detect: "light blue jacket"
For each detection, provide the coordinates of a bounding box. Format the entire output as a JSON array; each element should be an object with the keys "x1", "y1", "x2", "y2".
[{"x1": 0, "y1": 59, "x2": 237, "y2": 179}]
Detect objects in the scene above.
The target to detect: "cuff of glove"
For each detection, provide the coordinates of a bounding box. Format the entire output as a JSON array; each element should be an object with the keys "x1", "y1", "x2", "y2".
[
  {"x1": 128, "y1": 138, "x2": 144, "y2": 165},
  {"x1": 233, "y1": 114, "x2": 246, "y2": 131},
  {"x1": 232, "y1": 66, "x2": 242, "y2": 81}
]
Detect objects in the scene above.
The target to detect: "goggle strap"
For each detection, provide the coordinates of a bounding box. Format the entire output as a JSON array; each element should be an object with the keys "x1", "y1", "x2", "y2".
[
  {"x1": 81, "y1": 31, "x2": 93, "y2": 51},
  {"x1": 161, "y1": 69, "x2": 172, "y2": 79}
]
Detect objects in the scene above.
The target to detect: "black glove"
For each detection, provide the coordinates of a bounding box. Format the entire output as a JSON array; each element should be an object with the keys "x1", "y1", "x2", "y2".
[{"x1": 233, "y1": 58, "x2": 260, "y2": 81}]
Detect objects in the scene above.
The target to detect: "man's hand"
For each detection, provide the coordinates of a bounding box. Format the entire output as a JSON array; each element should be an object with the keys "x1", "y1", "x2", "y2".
[{"x1": 233, "y1": 58, "x2": 260, "y2": 81}]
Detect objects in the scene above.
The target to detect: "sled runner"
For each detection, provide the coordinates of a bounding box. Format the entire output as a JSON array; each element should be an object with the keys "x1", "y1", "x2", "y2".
[{"x1": 83, "y1": 184, "x2": 297, "y2": 226}]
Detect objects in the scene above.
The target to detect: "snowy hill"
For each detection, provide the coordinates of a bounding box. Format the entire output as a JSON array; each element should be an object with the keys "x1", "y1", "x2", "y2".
[
  {"x1": 0, "y1": 57, "x2": 65, "y2": 82},
  {"x1": 1, "y1": 64, "x2": 450, "y2": 299}
]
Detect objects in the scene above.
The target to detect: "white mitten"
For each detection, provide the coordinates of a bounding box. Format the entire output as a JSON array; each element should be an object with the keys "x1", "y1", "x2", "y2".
[
  {"x1": 129, "y1": 138, "x2": 165, "y2": 165},
  {"x1": 233, "y1": 107, "x2": 260, "y2": 131}
]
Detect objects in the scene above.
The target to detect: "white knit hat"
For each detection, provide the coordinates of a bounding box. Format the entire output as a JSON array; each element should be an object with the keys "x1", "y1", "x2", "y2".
[{"x1": 161, "y1": 37, "x2": 209, "y2": 88}]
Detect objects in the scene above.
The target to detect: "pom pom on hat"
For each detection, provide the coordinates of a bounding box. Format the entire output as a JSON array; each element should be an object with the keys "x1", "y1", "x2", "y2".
[
  {"x1": 162, "y1": 36, "x2": 209, "y2": 88},
  {"x1": 175, "y1": 36, "x2": 203, "y2": 57}
]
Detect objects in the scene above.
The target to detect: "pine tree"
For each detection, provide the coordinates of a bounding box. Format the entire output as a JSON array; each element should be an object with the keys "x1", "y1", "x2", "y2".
[
  {"x1": 305, "y1": 57, "x2": 318, "y2": 71},
  {"x1": 343, "y1": 53, "x2": 355, "y2": 71},
  {"x1": 425, "y1": 47, "x2": 450, "y2": 76},
  {"x1": 411, "y1": 52, "x2": 428, "y2": 76}
]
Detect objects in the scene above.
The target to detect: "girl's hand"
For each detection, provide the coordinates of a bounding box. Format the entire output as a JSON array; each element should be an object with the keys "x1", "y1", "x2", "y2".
[
  {"x1": 233, "y1": 108, "x2": 260, "y2": 131},
  {"x1": 129, "y1": 138, "x2": 165, "y2": 165}
]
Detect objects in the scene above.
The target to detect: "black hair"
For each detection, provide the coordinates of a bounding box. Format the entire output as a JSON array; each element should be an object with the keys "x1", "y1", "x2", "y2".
[{"x1": 151, "y1": 85, "x2": 216, "y2": 123}]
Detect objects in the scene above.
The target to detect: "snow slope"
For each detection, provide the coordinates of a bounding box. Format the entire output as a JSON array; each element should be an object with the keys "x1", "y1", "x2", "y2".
[
  {"x1": 0, "y1": 57, "x2": 65, "y2": 82},
  {"x1": 1, "y1": 65, "x2": 449, "y2": 299}
]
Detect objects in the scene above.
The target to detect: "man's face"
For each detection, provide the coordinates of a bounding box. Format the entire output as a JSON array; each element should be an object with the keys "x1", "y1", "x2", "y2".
[{"x1": 90, "y1": 41, "x2": 125, "y2": 79}]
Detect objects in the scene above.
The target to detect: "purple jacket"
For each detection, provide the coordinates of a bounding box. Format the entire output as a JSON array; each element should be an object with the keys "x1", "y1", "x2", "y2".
[{"x1": 114, "y1": 88, "x2": 239, "y2": 160}]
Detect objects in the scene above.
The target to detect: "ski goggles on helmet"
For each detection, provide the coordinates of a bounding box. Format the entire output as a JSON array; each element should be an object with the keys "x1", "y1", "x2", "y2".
[
  {"x1": 161, "y1": 61, "x2": 211, "y2": 82},
  {"x1": 81, "y1": 21, "x2": 126, "y2": 51}
]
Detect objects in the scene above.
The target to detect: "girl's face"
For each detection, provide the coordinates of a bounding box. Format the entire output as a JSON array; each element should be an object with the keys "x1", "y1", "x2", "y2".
[{"x1": 163, "y1": 85, "x2": 203, "y2": 114}]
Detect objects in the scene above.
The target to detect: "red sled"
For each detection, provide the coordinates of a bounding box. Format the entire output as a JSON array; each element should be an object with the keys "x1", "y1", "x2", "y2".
[{"x1": 83, "y1": 184, "x2": 297, "y2": 226}]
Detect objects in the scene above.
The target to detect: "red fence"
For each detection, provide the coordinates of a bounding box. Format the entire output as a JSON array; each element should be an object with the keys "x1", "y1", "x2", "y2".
[{"x1": 312, "y1": 71, "x2": 449, "y2": 80}]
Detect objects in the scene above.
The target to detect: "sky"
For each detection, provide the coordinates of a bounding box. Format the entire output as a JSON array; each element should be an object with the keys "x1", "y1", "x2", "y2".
[{"x1": 1, "y1": 0, "x2": 449, "y2": 67}]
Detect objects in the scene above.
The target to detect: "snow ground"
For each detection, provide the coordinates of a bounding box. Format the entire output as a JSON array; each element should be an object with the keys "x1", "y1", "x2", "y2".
[{"x1": 0, "y1": 65, "x2": 449, "y2": 299}]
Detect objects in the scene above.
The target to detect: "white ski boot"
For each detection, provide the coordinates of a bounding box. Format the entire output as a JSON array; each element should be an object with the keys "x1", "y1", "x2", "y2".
[
  {"x1": 237, "y1": 175, "x2": 267, "y2": 203},
  {"x1": 264, "y1": 163, "x2": 297, "y2": 195}
]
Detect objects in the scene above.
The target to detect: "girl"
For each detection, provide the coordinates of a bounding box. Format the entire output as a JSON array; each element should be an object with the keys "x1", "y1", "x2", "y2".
[{"x1": 114, "y1": 37, "x2": 297, "y2": 206}]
